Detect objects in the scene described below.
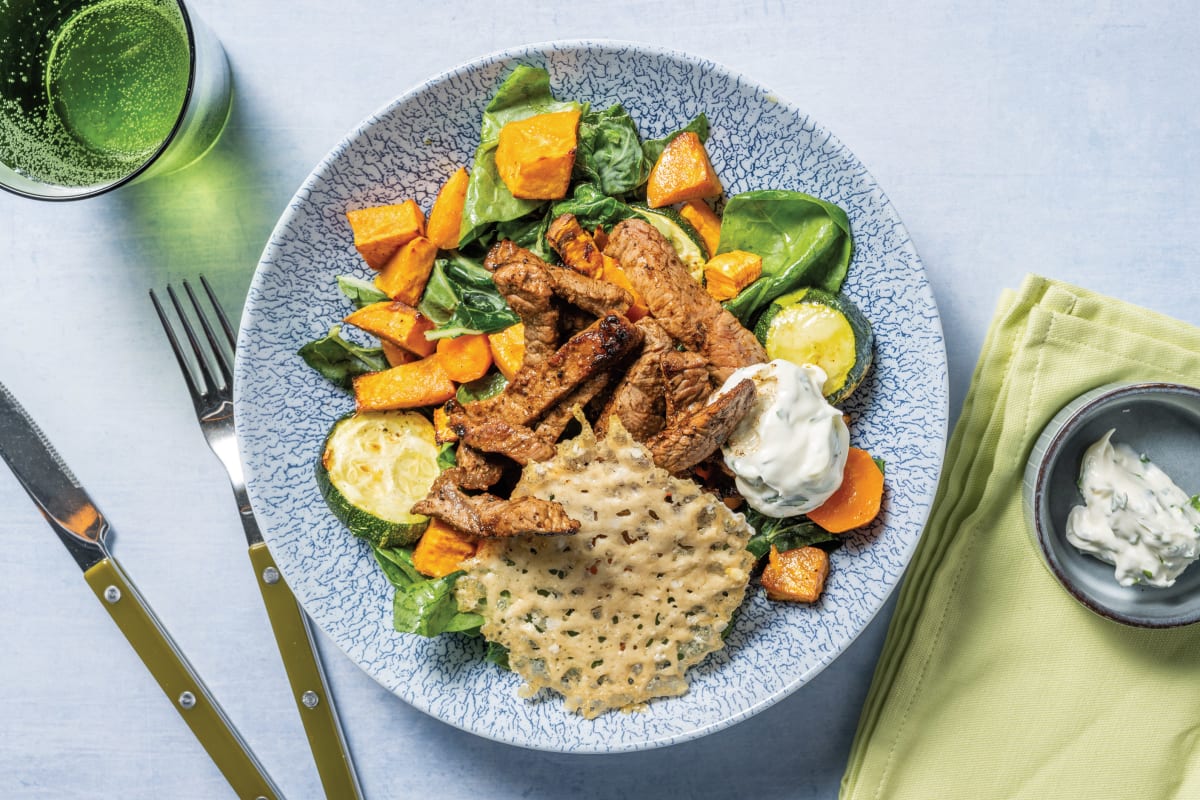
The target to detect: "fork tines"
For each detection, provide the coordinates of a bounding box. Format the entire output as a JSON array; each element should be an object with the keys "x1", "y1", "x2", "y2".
[{"x1": 150, "y1": 276, "x2": 237, "y2": 403}]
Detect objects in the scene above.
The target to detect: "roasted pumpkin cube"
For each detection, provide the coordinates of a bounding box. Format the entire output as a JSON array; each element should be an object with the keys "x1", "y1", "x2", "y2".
[
  {"x1": 412, "y1": 518, "x2": 478, "y2": 578},
  {"x1": 547, "y1": 213, "x2": 605, "y2": 277},
  {"x1": 761, "y1": 545, "x2": 829, "y2": 603},
  {"x1": 381, "y1": 340, "x2": 417, "y2": 367},
  {"x1": 495, "y1": 108, "x2": 581, "y2": 200},
  {"x1": 678, "y1": 199, "x2": 721, "y2": 259},
  {"x1": 375, "y1": 236, "x2": 438, "y2": 306},
  {"x1": 353, "y1": 357, "x2": 456, "y2": 412},
  {"x1": 646, "y1": 132, "x2": 722, "y2": 208},
  {"x1": 344, "y1": 301, "x2": 436, "y2": 357},
  {"x1": 599, "y1": 256, "x2": 648, "y2": 321},
  {"x1": 346, "y1": 200, "x2": 426, "y2": 270},
  {"x1": 435, "y1": 333, "x2": 493, "y2": 383},
  {"x1": 704, "y1": 250, "x2": 762, "y2": 301},
  {"x1": 426, "y1": 166, "x2": 469, "y2": 250},
  {"x1": 487, "y1": 323, "x2": 525, "y2": 381}
]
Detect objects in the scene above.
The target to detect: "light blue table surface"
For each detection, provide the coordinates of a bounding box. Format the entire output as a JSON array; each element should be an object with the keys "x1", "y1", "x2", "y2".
[{"x1": 3, "y1": 2, "x2": 1198, "y2": 798}]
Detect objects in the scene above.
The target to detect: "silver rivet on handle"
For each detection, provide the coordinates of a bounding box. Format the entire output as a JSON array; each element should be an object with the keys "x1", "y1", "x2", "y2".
[
  {"x1": 178, "y1": 691, "x2": 196, "y2": 709},
  {"x1": 301, "y1": 691, "x2": 319, "y2": 709},
  {"x1": 262, "y1": 566, "x2": 280, "y2": 585},
  {"x1": 103, "y1": 585, "x2": 121, "y2": 603}
]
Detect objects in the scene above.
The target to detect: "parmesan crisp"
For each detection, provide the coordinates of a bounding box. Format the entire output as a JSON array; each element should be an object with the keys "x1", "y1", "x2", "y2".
[{"x1": 456, "y1": 419, "x2": 755, "y2": 718}]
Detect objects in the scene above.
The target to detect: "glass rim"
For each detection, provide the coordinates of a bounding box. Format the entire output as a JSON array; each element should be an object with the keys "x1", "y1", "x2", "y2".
[{"x1": 0, "y1": 0, "x2": 199, "y2": 202}]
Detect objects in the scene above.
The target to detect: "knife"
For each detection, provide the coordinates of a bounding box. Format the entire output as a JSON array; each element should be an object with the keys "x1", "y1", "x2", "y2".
[{"x1": 0, "y1": 381, "x2": 284, "y2": 800}]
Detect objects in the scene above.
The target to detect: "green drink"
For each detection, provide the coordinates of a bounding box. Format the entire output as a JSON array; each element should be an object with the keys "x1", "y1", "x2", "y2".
[{"x1": 0, "y1": 0, "x2": 231, "y2": 199}]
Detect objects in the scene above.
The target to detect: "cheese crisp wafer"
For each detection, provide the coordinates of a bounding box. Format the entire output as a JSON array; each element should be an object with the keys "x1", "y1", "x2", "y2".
[{"x1": 456, "y1": 418, "x2": 755, "y2": 718}]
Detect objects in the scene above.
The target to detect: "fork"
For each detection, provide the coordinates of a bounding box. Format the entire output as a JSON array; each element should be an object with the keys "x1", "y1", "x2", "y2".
[{"x1": 151, "y1": 277, "x2": 363, "y2": 800}]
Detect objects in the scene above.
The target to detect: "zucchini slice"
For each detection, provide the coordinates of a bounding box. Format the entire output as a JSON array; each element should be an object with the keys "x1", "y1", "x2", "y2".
[
  {"x1": 631, "y1": 204, "x2": 709, "y2": 281},
  {"x1": 316, "y1": 411, "x2": 440, "y2": 547},
  {"x1": 753, "y1": 287, "x2": 873, "y2": 405}
]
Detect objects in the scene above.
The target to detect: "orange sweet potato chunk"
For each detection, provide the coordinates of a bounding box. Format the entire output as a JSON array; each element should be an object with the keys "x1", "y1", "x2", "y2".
[
  {"x1": 426, "y1": 167, "x2": 470, "y2": 250},
  {"x1": 646, "y1": 132, "x2": 722, "y2": 208},
  {"x1": 495, "y1": 109, "x2": 581, "y2": 200},
  {"x1": 375, "y1": 236, "x2": 438, "y2": 306},
  {"x1": 435, "y1": 333, "x2": 493, "y2": 383},
  {"x1": 760, "y1": 545, "x2": 830, "y2": 603},
  {"x1": 353, "y1": 357, "x2": 456, "y2": 412},
  {"x1": 487, "y1": 323, "x2": 525, "y2": 381},
  {"x1": 412, "y1": 519, "x2": 478, "y2": 578},
  {"x1": 679, "y1": 199, "x2": 721, "y2": 258},
  {"x1": 343, "y1": 301, "x2": 436, "y2": 357},
  {"x1": 600, "y1": 255, "x2": 648, "y2": 321},
  {"x1": 345, "y1": 200, "x2": 426, "y2": 270}
]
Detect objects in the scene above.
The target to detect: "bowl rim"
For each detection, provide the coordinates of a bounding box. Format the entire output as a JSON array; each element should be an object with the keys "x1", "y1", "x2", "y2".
[{"x1": 1027, "y1": 380, "x2": 1200, "y2": 628}]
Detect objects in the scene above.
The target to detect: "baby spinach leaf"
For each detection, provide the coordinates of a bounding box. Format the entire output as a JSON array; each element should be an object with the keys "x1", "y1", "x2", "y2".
[
  {"x1": 719, "y1": 190, "x2": 854, "y2": 324},
  {"x1": 460, "y1": 66, "x2": 580, "y2": 246},
  {"x1": 744, "y1": 510, "x2": 839, "y2": 560},
  {"x1": 456, "y1": 371, "x2": 509, "y2": 404},
  {"x1": 574, "y1": 104, "x2": 650, "y2": 196},
  {"x1": 418, "y1": 253, "x2": 519, "y2": 340},
  {"x1": 436, "y1": 443, "x2": 458, "y2": 472},
  {"x1": 374, "y1": 546, "x2": 483, "y2": 637},
  {"x1": 485, "y1": 641, "x2": 511, "y2": 671},
  {"x1": 336, "y1": 275, "x2": 389, "y2": 308},
  {"x1": 551, "y1": 183, "x2": 638, "y2": 230},
  {"x1": 642, "y1": 113, "x2": 709, "y2": 165},
  {"x1": 297, "y1": 325, "x2": 387, "y2": 389}
]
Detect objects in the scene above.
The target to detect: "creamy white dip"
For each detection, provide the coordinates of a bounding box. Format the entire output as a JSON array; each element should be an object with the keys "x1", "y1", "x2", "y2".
[
  {"x1": 716, "y1": 359, "x2": 849, "y2": 518},
  {"x1": 1065, "y1": 429, "x2": 1200, "y2": 588}
]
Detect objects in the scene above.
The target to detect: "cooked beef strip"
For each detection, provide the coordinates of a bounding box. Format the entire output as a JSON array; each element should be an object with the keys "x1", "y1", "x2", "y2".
[
  {"x1": 660, "y1": 350, "x2": 712, "y2": 418},
  {"x1": 605, "y1": 219, "x2": 766, "y2": 383},
  {"x1": 461, "y1": 420, "x2": 557, "y2": 465},
  {"x1": 446, "y1": 442, "x2": 505, "y2": 490},
  {"x1": 457, "y1": 313, "x2": 642, "y2": 428},
  {"x1": 489, "y1": 244, "x2": 559, "y2": 367},
  {"x1": 595, "y1": 317, "x2": 672, "y2": 440},
  {"x1": 545, "y1": 264, "x2": 632, "y2": 317},
  {"x1": 646, "y1": 378, "x2": 757, "y2": 474},
  {"x1": 411, "y1": 475, "x2": 579, "y2": 538},
  {"x1": 535, "y1": 371, "x2": 610, "y2": 442},
  {"x1": 475, "y1": 495, "x2": 581, "y2": 537}
]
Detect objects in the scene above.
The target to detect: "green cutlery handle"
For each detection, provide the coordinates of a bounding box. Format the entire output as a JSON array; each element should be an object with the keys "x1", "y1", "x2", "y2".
[
  {"x1": 248, "y1": 542, "x2": 363, "y2": 800},
  {"x1": 82, "y1": 557, "x2": 282, "y2": 800}
]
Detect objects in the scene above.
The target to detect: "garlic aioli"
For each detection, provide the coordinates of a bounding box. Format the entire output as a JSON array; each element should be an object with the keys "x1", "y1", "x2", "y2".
[
  {"x1": 1065, "y1": 429, "x2": 1200, "y2": 587},
  {"x1": 717, "y1": 359, "x2": 849, "y2": 518}
]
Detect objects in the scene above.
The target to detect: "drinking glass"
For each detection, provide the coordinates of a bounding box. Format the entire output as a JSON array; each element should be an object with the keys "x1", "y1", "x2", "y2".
[{"x1": 0, "y1": 0, "x2": 232, "y2": 200}]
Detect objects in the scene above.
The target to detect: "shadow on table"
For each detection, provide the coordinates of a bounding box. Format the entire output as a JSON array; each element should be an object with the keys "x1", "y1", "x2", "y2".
[{"x1": 99, "y1": 69, "x2": 298, "y2": 322}]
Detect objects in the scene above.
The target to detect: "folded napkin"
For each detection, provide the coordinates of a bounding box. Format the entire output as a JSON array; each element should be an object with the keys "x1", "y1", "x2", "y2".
[{"x1": 842, "y1": 276, "x2": 1200, "y2": 799}]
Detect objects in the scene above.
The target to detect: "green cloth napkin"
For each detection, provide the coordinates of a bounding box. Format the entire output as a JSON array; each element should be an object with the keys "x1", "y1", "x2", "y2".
[{"x1": 841, "y1": 275, "x2": 1200, "y2": 800}]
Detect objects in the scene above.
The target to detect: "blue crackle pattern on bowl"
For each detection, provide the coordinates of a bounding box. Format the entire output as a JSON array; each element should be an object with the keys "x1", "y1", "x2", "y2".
[{"x1": 233, "y1": 40, "x2": 948, "y2": 753}]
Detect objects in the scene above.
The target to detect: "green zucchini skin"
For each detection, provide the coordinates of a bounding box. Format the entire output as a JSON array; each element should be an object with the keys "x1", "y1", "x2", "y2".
[
  {"x1": 630, "y1": 203, "x2": 709, "y2": 280},
  {"x1": 316, "y1": 411, "x2": 439, "y2": 548},
  {"x1": 753, "y1": 288, "x2": 874, "y2": 405}
]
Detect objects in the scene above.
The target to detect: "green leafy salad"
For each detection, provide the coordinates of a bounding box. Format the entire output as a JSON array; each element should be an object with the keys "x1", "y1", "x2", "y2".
[{"x1": 299, "y1": 64, "x2": 881, "y2": 649}]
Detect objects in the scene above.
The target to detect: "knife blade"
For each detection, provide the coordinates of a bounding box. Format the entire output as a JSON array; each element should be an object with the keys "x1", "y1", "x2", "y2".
[{"x1": 0, "y1": 381, "x2": 284, "y2": 800}]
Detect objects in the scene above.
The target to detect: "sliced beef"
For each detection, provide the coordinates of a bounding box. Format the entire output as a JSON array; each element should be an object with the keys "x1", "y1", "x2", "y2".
[
  {"x1": 461, "y1": 420, "x2": 557, "y2": 466},
  {"x1": 535, "y1": 371, "x2": 610, "y2": 442},
  {"x1": 458, "y1": 313, "x2": 641, "y2": 428},
  {"x1": 646, "y1": 378, "x2": 756, "y2": 474},
  {"x1": 412, "y1": 474, "x2": 579, "y2": 538},
  {"x1": 596, "y1": 317, "x2": 672, "y2": 440},
  {"x1": 445, "y1": 443, "x2": 504, "y2": 490},
  {"x1": 660, "y1": 350, "x2": 712, "y2": 418},
  {"x1": 545, "y1": 264, "x2": 632, "y2": 317},
  {"x1": 605, "y1": 219, "x2": 766, "y2": 383},
  {"x1": 489, "y1": 244, "x2": 559, "y2": 368}
]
